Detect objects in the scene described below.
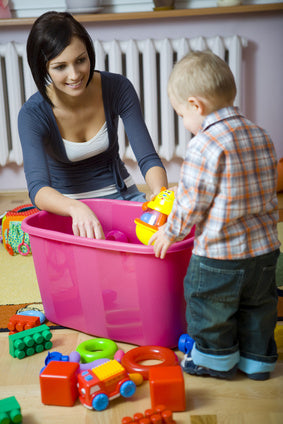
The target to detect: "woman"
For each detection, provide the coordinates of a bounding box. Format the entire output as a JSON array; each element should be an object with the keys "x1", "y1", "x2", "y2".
[{"x1": 18, "y1": 11, "x2": 168, "y2": 239}]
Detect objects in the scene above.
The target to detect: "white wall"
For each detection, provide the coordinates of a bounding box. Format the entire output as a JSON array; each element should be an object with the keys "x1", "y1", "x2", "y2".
[{"x1": 0, "y1": 7, "x2": 282, "y2": 190}]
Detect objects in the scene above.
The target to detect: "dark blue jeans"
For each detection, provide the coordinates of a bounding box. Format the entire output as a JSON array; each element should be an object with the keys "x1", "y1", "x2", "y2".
[{"x1": 184, "y1": 250, "x2": 280, "y2": 374}]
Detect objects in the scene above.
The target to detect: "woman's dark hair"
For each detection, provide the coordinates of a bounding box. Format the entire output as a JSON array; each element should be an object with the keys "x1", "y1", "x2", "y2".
[{"x1": 26, "y1": 11, "x2": 95, "y2": 106}]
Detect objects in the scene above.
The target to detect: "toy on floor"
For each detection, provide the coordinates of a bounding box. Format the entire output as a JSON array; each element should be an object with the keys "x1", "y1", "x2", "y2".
[
  {"x1": 17, "y1": 309, "x2": 46, "y2": 324},
  {"x1": 76, "y1": 337, "x2": 118, "y2": 363},
  {"x1": 7, "y1": 314, "x2": 41, "y2": 335},
  {"x1": 9, "y1": 324, "x2": 52, "y2": 359},
  {"x1": 39, "y1": 348, "x2": 143, "y2": 408},
  {"x1": 40, "y1": 351, "x2": 70, "y2": 373},
  {"x1": 149, "y1": 365, "x2": 186, "y2": 412},
  {"x1": 178, "y1": 333, "x2": 194, "y2": 354},
  {"x1": 121, "y1": 345, "x2": 179, "y2": 379},
  {"x1": 0, "y1": 396, "x2": 22, "y2": 424},
  {"x1": 135, "y1": 188, "x2": 175, "y2": 245},
  {"x1": 121, "y1": 404, "x2": 176, "y2": 424},
  {"x1": 40, "y1": 347, "x2": 128, "y2": 374},
  {"x1": 70, "y1": 347, "x2": 143, "y2": 385},
  {"x1": 40, "y1": 360, "x2": 80, "y2": 406},
  {"x1": 40, "y1": 350, "x2": 109, "y2": 374},
  {"x1": 2, "y1": 204, "x2": 38, "y2": 255},
  {"x1": 77, "y1": 359, "x2": 136, "y2": 411}
]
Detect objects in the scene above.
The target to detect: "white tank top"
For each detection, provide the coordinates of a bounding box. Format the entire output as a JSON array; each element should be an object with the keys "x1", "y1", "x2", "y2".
[
  {"x1": 61, "y1": 121, "x2": 135, "y2": 198},
  {"x1": 62, "y1": 122, "x2": 108, "y2": 162}
]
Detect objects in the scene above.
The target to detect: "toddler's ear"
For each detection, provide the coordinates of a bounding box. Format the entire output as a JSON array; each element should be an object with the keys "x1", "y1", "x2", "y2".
[{"x1": 188, "y1": 96, "x2": 205, "y2": 115}]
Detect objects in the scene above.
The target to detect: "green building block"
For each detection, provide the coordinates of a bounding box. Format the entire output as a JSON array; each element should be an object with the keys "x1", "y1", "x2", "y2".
[
  {"x1": 0, "y1": 396, "x2": 22, "y2": 424},
  {"x1": 9, "y1": 324, "x2": 52, "y2": 359}
]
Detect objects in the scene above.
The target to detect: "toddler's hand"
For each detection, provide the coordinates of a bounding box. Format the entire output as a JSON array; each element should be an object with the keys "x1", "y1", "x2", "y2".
[{"x1": 148, "y1": 224, "x2": 173, "y2": 259}]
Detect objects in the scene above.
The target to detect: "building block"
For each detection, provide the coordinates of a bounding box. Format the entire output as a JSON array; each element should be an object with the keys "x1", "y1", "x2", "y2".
[
  {"x1": 0, "y1": 396, "x2": 22, "y2": 424},
  {"x1": 149, "y1": 365, "x2": 186, "y2": 412},
  {"x1": 121, "y1": 404, "x2": 176, "y2": 423},
  {"x1": 9, "y1": 324, "x2": 52, "y2": 359},
  {"x1": 40, "y1": 361, "x2": 80, "y2": 406},
  {"x1": 7, "y1": 314, "x2": 41, "y2": 334}
]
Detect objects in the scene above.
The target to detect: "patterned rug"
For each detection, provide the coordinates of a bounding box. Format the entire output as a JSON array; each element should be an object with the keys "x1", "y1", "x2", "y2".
[{"x1": 0, "y1": 302, "x2": 65, "y2": 332}]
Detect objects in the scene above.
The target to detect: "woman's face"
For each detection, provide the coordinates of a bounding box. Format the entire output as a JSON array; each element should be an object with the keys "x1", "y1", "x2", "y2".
[{"x1": 47, "y1": 36, "x2": 91, "y2": 97}]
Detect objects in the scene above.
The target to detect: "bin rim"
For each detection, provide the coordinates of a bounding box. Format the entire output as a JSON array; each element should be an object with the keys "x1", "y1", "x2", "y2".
[{"x1": 21, "y1": 198, "x2": 194, "y2": 255}]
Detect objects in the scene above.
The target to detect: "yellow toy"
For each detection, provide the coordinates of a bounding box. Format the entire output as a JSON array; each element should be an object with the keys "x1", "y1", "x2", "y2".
[{"x1": 135, "y1": 188, "x2": 175, "y2": 245}]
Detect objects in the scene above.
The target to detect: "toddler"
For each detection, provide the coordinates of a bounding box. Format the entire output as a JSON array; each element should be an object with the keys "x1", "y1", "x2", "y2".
[{"x1": 150, "y1": 51, "x2": 280, "y2": 380}]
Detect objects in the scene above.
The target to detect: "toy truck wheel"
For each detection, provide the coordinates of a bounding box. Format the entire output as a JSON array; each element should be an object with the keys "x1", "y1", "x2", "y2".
[
  {"x1": 120, "y1": 380, "x2": 136, "y2": 398},
  {"x1": 92, "y1": 393, "x2": 109, "y2": 411}
]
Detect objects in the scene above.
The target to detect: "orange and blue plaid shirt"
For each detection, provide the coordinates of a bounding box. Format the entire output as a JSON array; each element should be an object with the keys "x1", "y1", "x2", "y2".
[{"x1": 166, "y1": 107, "x2": 280, "y2": 259}]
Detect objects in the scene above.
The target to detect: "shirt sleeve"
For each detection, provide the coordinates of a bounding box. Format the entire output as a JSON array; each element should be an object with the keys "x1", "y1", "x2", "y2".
[
  {"x1": 114, "y1": 75, "x2": 165, "y2": 177},
  {"x1": 165, "y1": 134, "x2": 221, "y2": 241},
  {"x1": 18, "y1": 101, "x2": 51, "y2": 205}
]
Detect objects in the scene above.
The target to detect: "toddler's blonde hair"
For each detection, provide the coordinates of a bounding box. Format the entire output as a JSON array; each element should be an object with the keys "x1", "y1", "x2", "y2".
[{"x1": 168, "y1": 50, "x2": 237, "y2": 110}]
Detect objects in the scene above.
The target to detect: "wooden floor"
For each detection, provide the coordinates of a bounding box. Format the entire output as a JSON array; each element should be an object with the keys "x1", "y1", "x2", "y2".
[{"x1": 0, "y1": 329, "x2": 282, "y2": 424}]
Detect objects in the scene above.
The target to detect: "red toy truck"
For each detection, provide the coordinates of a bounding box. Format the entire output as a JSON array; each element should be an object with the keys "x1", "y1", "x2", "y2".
[{"x1": 77, "y1": 360, "x2": 136, "y2": 411}]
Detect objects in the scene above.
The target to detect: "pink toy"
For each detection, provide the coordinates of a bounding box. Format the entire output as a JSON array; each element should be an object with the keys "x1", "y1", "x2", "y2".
[
  {"x1": 22, "y1": 198, "x2": 194, "y2": 347},
  {"x1": 106, "y1": 230, "x2": 129, "y2": 243},
  {"x1": 114, "y1": 349, "x2": 125, "y2": 362}
]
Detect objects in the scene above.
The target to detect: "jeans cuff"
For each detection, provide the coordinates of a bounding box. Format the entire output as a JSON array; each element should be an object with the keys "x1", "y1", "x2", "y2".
[
  {"x1": 191, "y1": 344, "x2": 240, "y2": 372},
  {"x1": 238, "y1": 356, "x2": 277, "y2": 374}
]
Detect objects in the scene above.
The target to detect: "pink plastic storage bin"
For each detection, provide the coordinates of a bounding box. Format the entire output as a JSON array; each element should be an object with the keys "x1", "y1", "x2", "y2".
[{"x1": 22, "y1": 199, "x2": 194, "y2": 347}]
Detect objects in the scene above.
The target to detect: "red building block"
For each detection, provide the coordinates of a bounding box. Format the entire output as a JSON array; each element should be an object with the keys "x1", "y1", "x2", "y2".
[
  {"x1": 40, "y1": 360, "x2": 79, "y2": 406},
  {"x1": 122, "y1": 405, "x2": 176, "y2": 423},
  {"x1": 149, "y1": 365, "x2": 186, "y2": 412},
  {"x1": 8, "y1": 314, "x2": 40, "y2": 334}
]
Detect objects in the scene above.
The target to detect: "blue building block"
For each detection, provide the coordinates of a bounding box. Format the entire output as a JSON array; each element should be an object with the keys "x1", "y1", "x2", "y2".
[
  {"x1": 0, "y1": 396, "x2": 22, "y2": 424},
  {"x1": 9, "y1": 324, "x2": 52, "y2": 359}
]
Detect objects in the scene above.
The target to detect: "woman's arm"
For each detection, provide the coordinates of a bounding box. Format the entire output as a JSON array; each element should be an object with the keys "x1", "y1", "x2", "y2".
[
  {"x1": 35, "y1": 187, "x2": 105, "y2": 239},
  {"x1": 19, "y1": 97, "x2": 105, "y2": 239},
  {"x1": 144, "y1": 166, "x2": 168, "y2": 197}
]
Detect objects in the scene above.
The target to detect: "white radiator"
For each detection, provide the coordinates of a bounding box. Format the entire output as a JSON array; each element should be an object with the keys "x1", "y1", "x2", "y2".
[{"x1": 0, "y1": 35, "x2": 247, "y2": 167}]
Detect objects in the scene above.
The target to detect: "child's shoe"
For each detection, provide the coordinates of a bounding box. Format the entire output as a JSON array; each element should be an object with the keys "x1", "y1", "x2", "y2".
[
  {"x1": 245, "y1": 371, "x2": 270, "y2": 381},
  {"x1": 181, "y1": 353, "x2": 237, "y2": 379}
]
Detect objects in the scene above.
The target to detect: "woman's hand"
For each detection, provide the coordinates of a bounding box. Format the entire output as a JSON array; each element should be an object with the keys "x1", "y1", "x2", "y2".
[
  {"x1": 70, "y1": 201, "x2": 105, "y2": 239},
  {"x1": 34, "y1": 187, "x2": 105, "y2": 239}
]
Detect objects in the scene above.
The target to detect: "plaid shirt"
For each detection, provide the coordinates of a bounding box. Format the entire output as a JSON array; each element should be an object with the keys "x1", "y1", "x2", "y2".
[{"x1": 166, "y1": 107, "x2": 280, "y2": 259}]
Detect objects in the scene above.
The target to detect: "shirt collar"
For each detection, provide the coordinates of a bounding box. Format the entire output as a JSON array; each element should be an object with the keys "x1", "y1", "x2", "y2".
[{"x1": 201, "y1": 106, "x2": 240, "y2": 132}]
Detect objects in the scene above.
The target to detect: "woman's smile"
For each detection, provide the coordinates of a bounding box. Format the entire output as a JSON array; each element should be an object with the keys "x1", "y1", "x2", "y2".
[{"x1": 66, "y1": 79, "x2": 83, "y2": 89}]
